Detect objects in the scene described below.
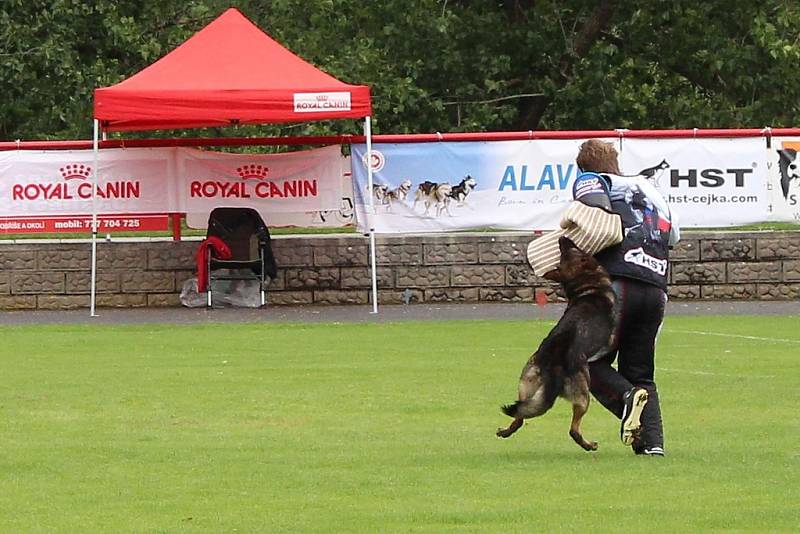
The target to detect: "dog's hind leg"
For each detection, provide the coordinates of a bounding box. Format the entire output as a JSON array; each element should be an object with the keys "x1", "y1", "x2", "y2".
[
  {"x1": 496, "y1": 390, "x2": 555, "y2": 439},
  {"x1": 568, "y1": 398, "x2": 598, "y2": 451},
  {"x1": 496, "y1": 377, "x2": 555, "y2": 439},
  {"x1": 497, "y1": 361, "x2": 557, "y2": 439},
  {"x1": 496, "y1": 417, "x2": 523, "y2": 438},
  {"x1": 563, "y1": 371, "x2": 597, "y2": 451}
]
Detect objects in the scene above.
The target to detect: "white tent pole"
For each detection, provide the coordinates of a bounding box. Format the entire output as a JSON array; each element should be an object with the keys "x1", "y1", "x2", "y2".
[
  {"x1": 365, "y1": 116, "x2": 378, "y2": 314},
  {"x1": 90, "y1": 119, "x2": 99, "y2": 317}
]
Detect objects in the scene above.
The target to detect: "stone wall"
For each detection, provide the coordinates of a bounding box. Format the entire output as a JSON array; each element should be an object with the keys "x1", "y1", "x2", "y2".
[{"x1": 0, "y1": 230, "x2": 799, "y2": 310}]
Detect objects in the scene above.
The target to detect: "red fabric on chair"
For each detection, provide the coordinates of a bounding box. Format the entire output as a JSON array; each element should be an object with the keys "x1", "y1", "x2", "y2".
[{"x1": 196, "y1": 236, "x2": 232, "y2": 292}]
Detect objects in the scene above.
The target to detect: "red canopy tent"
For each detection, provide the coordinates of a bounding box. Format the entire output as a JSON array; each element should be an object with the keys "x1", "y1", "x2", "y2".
[
  {"x1": 94, "y1": 8, "x2": 371, "y2": 130},
  {"x1": 88, "y1": 7, "x2": 378, "y2": 315}
]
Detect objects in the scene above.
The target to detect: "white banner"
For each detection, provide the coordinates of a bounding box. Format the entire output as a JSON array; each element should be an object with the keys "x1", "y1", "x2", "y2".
[
  {"x1": 0, "y1": 148, "x2": 175, "y2": 216},
  {"x1": 178, "y1": 145, "x2": 343, "y2": 214},
  {"x1": 619, "y1": 138, "x2": 768, "y2": 227},
  {"x1": 185, "y1": 161, "x2": 354, "y2": 229},
  {"x1": 769, "y1": 137, "x2": 800, "y2": 223},
  {"x1": 351, "y1": 138, "x2": 776, "y2": 233},
  {"x1": 2, "y1": 138, "x2": 793, "y2": 234},
  {"x1": 351, "y1": 140, "x2": 596, "y2": 233},
  {"x1": 0, "y1": 146, "x2": 346, "y2": 229}
]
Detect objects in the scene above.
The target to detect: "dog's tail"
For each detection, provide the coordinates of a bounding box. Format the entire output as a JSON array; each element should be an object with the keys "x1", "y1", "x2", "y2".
[
  {"x1": 501, "y1": 401, "x2": 523, "y2": 418},
  {"x1": 501, "y1": 393, "x2": 555, "y2": 419}
]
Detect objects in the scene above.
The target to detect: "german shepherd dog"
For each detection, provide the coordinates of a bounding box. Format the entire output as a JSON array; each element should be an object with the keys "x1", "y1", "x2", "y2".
[{"x1": 496, "y1": 236, "x2": 615, "y2": 451}]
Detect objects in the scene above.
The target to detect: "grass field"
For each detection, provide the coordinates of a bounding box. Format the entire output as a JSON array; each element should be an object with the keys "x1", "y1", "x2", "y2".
[{"x1": 1, "y1": 315, "x2": 797, "y2": 533}]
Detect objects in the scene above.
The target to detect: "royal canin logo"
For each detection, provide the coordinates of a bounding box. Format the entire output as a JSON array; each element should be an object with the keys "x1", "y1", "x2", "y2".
[
  {"x1": 236, "y1": 164, "x2": 269, "y2": 180},
  {"x1": 11, "y1": 163, "x2": 140, "y2": 201},
  {"x1": 60, "y1": 164, "x2": 93, "y2": 180},
  {"x1": 189, "y1": 164, "x2": 318, "y2": 199},
  {"x1": 293, "y1": 92, "x2": 352, "y2": 113}
]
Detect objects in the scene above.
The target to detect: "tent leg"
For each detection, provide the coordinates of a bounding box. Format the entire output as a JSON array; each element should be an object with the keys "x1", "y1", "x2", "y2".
[
  {"x1": 365, "y1": 116, "x2": 378, "y2": 314},
  {"x1": 90, "y1": 119, "x2": 99, "y2": 317},
  {"x1": 369, "y1": 229, "x2": 378, "y2": 314}
]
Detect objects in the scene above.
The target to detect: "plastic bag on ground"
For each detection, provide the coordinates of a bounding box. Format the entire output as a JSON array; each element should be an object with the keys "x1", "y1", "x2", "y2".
[{"x1": 179, "y1": 269, "x2": 265, "y2": 308}]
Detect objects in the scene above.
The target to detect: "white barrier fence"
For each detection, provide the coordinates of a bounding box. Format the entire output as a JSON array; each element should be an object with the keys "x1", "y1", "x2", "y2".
[
  {"x1": 352, "y1": 136, "x2": 800, "y2": 233},
  {"x1": 2, "y1": 136, "x2": 799, "y2": 234}
]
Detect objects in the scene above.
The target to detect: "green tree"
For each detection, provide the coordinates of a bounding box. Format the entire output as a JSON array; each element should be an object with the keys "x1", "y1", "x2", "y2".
[
  {"x1": 0, "y1": 1, "x2": 228, "y2": 139},
  {"x1": 1, "y1": 0, "x2": 798, "y2": 140}
]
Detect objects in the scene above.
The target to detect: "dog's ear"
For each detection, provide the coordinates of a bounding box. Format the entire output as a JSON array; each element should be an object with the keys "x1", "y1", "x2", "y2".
[
  {"x1": 543, "y1": 268, "x2": 562, "y2": 282},
  {"x1": 558, "y1": 236, "x2": 577, "y2": 252}
]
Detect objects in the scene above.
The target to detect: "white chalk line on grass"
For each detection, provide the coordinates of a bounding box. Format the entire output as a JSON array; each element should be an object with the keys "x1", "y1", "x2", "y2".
[
  {"x1": 662, "y1": 329, "x2": 792, "y2": 378},
  {"x1": 669, "y1": 329, "x2": 800, "y2": 345},
  {"x1": 658, "y1": 367, "x2": 777, "y2": 379}
]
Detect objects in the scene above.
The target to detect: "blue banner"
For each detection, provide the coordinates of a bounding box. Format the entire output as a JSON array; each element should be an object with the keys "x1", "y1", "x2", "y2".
[{"x1": 351, "y1": 140, "x2": 589, "y2": 233}]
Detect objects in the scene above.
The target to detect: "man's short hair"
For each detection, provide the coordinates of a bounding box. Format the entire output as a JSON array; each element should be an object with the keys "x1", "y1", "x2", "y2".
[{"x1": 576, "y1": 139, "x2": 621, "y2": 175}]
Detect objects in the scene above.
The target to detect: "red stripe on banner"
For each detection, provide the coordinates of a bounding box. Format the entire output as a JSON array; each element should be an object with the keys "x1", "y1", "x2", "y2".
[{"x1": 0, "y1": 214, "x2": 170, "y2": 234}]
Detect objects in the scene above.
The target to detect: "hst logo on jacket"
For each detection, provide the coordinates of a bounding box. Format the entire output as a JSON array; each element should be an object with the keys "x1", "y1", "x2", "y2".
[
  {"x1": 623, "y1": 247, "x2": 667, "y2": 275},
  {"x1": 294, "y1": 92, "x2": 351, "y2": 112}
]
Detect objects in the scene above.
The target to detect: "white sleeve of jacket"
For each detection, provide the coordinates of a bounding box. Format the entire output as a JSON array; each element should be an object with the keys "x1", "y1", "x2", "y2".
[{"x1": 668, "y1": 208, "x2": 681, "y2": 247}]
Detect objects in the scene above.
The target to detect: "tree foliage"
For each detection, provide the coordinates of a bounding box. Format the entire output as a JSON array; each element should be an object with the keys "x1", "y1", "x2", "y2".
[{"x1": 1, "y1": 0, "x2": 799, "y2": 140}]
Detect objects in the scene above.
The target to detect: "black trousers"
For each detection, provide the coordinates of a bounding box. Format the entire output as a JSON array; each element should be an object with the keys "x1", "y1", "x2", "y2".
[{"x1": 588, "y1": 277, "x2": 667, "y2": 450}]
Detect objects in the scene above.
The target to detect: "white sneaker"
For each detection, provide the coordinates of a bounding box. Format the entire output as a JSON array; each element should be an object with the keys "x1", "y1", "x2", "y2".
[
  {"x1": 637, "y1": 446, "x2": 665, "y2": 457},
  {"x1": 620, "y1": 387, "x2": 648, "y2": 446}
]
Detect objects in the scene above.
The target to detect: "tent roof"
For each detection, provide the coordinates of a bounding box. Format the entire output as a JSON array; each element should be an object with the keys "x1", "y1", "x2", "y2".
[{"x1": 93, "y1": 8, "x2": 371, "y2": 131}]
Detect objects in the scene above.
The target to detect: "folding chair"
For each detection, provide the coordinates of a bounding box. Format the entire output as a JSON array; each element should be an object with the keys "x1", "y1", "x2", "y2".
[{"x1": 205, "y1": 207, "x2": 277, "y2": 307}]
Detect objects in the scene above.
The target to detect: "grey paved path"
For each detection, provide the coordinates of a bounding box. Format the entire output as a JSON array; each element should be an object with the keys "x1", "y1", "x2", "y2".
[{"x1": 1, "y1": 300, "x2": 798, "y2": 326}]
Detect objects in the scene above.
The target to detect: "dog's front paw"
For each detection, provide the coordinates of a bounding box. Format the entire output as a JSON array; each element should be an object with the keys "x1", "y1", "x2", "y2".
[
  {"x1": 496, "y1": 427, "x2": 512, "y2": 438},
  {"x1": 585, "y1": 441, "x2": 598, "y2": 451}
]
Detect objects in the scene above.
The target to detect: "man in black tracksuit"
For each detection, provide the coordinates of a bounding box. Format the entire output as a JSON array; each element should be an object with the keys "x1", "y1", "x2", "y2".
[{"x1": 571, "y1": 139, "x2": 680, "y2": 456}]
